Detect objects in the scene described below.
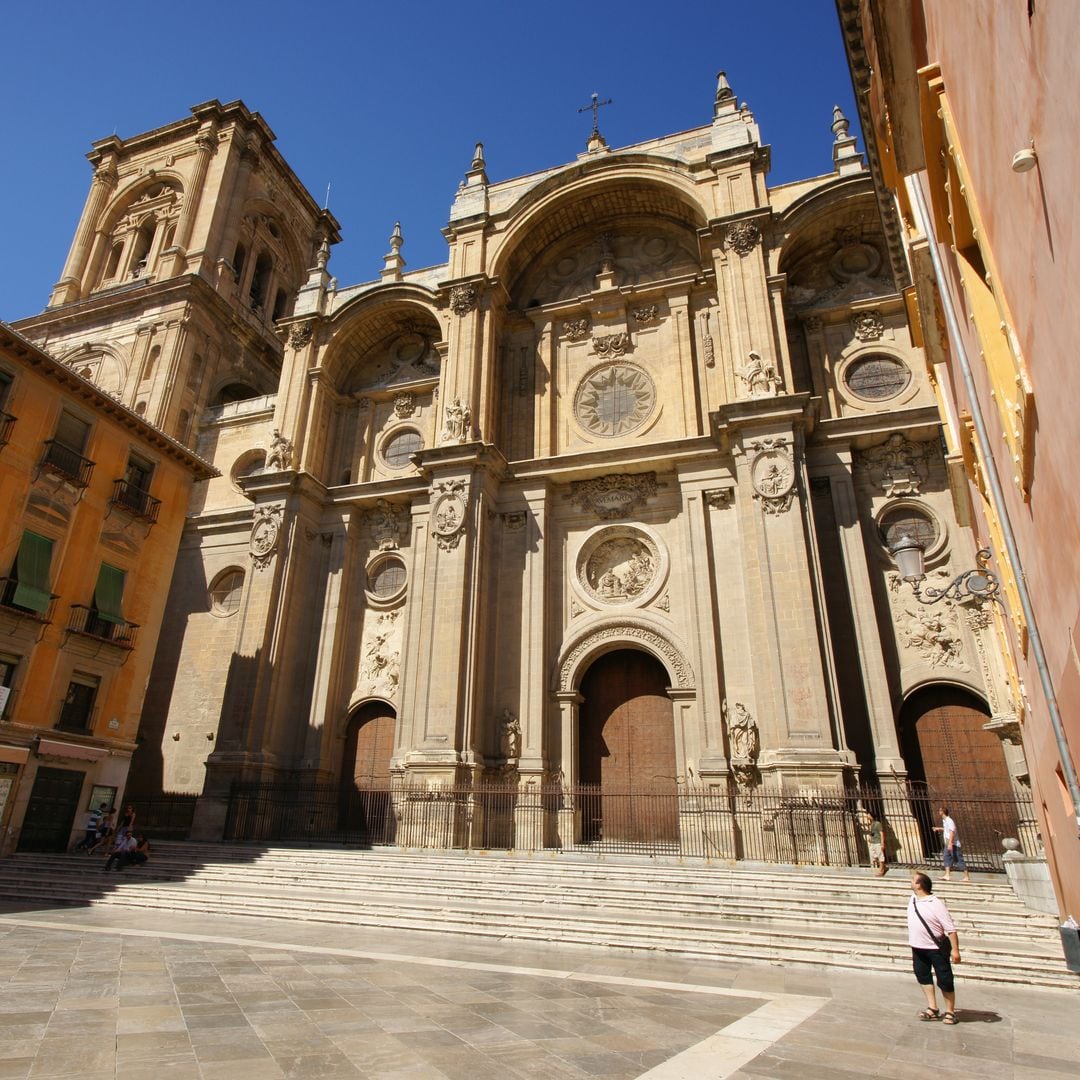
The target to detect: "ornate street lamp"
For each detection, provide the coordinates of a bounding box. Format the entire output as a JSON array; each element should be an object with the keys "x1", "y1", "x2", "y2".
[{"x1": 889, "y1": 534, "x2": 1003, "y2": 606}]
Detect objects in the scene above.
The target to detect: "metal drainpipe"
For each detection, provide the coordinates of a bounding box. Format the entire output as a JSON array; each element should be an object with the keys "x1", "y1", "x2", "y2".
[{"x1": 906, "y1": 172, "x2": 1080, "y2": 835}]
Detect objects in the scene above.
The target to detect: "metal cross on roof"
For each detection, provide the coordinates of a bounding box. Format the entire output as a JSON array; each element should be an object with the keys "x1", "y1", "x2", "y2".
[{"x1": 578, "y1": 92, "x2": 613, "y2": 136}]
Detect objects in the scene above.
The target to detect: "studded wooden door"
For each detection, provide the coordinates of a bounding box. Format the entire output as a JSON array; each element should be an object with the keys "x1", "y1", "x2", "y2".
[
  {"x1": 340, "y1": 703, "x2": 396, "y2": 840},
  {"x1": 579, "y1": 649, "x2": 678, "y2": 843},
  {"x1": 899, "y1": 686, "x2": 1018, "y2": 859}
]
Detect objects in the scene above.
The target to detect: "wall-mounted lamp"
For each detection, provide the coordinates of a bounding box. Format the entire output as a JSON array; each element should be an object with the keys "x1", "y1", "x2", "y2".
[
  {"x1": 1011, "y1": 145, "x2": 1038, "y2": 173},
  {"x1": 889, "y1": 534, "x2": 1003, "y2": 606}
]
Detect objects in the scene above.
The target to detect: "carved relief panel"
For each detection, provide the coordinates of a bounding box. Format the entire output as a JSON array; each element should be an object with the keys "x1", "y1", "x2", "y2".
[{"x1": 572, "y1": 525, "x2": 667, "y2": 612}]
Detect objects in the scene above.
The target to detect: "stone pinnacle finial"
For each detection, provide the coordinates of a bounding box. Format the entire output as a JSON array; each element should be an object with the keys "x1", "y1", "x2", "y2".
[
  {"x1": 716, "y1": 71, "x2": 734, "y2": 104},
  {"x1": 465, "y1": 140, "x2": 488, "y2": 186},
  {"x1": 471, "y1": 142, "x2": 485, "y2": 171},
  {"x1": 316, "y1": 237, "x2": 330, "y2": 271},
  {"x1": 381, "y1": 221, "x2": 406, "y2": 281},
  {"x1": 832, "y1": 104, "x2": 850, "y2": 142}
]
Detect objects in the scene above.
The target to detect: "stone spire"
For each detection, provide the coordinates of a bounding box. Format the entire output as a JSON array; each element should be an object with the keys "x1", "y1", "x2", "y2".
[
  {"x1": 465, "y1": 141, "x2": 488, "y2": 187},
  {"x1": 714, "y1": 70, "x2": 735, "y2": 117},
  {"x1": 381, "y1": 221, "x2": 406, "y2": 281},
  {"x1": 831, "y1": 105, "x2": 865, "y2": 176}
]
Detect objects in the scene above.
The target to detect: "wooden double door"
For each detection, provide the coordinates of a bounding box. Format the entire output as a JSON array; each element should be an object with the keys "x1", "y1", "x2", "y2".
[
  {"x1": 339, "y1": 702, "x2": 395, "y2": 841},
  {"x1": 17, "y1": 767, "x2": 85, "y2": 852},
  {"x1": 579, "y1": 649, "x2": 678, "y2": 843}
]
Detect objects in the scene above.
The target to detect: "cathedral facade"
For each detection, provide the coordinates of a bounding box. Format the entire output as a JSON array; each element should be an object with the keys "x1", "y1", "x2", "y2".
[{"x1": 15, "y1": 79, "x2": 1028, "y2": 851}]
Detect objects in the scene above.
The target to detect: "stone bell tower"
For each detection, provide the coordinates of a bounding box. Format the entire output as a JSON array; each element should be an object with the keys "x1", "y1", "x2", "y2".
[{"x1": 15, "y1": 99, "x2": 340, "y2": 447}]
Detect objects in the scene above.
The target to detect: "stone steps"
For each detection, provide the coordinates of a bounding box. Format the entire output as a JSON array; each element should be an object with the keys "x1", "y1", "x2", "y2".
[{"x1": 1, "y1": 844, "x2": 1071, "y2": 989}]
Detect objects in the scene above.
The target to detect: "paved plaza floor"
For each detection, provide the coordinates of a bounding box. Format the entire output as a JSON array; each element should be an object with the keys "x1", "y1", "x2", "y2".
[{"x1": 0, "y1": 902, "x2": 1076, "y2": 1079}]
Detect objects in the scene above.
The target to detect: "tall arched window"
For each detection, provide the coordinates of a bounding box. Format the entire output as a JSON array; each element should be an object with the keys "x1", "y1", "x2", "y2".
[
  {"x1": 249, "y1": 252, "x2": 272, "y2": 311},
  {"x1": 103, "y1": 242, "x2": 123, "y2": 282},
  {"x1": 129, "y1": 221, "x2": 157, "y2": 278}
]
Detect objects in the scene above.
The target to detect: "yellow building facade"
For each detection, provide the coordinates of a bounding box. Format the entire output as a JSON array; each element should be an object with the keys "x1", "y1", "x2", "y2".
[{"x1": 0, "y1": 324, "x2": 215, "y2": 852}]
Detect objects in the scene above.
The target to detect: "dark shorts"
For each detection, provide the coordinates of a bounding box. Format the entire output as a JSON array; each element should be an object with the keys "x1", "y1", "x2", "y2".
[
  {"x1": 912, "y1": 946, "x2": 955, "y2": 993},
  {"x1": 943, "y1": 845, "x2": 966, "y2": 870}
]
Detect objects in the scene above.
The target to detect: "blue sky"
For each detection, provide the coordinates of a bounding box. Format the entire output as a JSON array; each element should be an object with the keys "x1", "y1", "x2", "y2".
[{"x1": 0, "y1": 1, "x2": 860, "y2": 320}]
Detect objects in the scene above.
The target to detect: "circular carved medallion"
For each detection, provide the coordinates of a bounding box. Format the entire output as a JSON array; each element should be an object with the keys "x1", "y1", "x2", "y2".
[
  {"x1": 574, "y1": 363, "x2": 655, "y2": 437},
  {"x1": 250, "y1": 517, "x2": 278, "y2": 556},
  {"x1": 751, "y1": 450, "x2": 795, "y2": 501},
  {"x1": 575, "y1": 526, "x2": 665, "y2": 608}
]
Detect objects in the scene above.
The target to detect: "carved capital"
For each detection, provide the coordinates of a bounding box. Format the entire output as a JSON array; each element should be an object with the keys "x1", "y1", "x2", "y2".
[
  {"x1": 563, "y1": 318, "x2": 590, "y2": 342},
  {"x1": 288, "y1": 323, "x2": 313, "y2": 350},
  {"x1": 448, "y1": 283, "x2": 478, "y2": 315},
  {"x1": 593, "y1": 332, "x2": 631, "y2": 359},
  {"x1": 632, "y1": 304, "x2": 659, "y2": 325},
  {"x1": 852, "y1": 310, "x2": 885, "y2": 341},
  {"x1": 725, "y1": 221, "x2": 761, "y2": 257}
]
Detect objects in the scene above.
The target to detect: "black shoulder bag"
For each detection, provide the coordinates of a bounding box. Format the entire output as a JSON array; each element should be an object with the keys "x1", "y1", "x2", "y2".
[{"x1": 911, "y1": 897, "x2": 951, "y2": 951}]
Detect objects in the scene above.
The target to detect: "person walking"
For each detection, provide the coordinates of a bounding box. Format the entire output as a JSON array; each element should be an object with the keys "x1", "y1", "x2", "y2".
[
  {"x1": 908, "y1": 871, "x2": 961, "y2": 1025},
  {"x1": 934, "y1": 806, "x2": 971, "y2": 882},
  {"x1": 72, "y1": 804, "x2": 106, "y2": 853}
]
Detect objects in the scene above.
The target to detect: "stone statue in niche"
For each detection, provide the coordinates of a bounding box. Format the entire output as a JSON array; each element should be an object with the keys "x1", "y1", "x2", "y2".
[
  {"x1": 441, "y1": 398, "x2": 471, "y2": 443},
  {"x1": 724, "y1": 700, "x2": 760, "y2": 793},
  {"x1": 499, "y1": 709, "x2": 521, "y2": 760},
  {"x1": 265, "y1": 429, "x2": 294, "y2": 471},
  {"x1": 584, "y1": 536, "x2": 656, "y2": 603},
  {"x1": 737, "y1": 351, "x2": 781, "y2": 397}
]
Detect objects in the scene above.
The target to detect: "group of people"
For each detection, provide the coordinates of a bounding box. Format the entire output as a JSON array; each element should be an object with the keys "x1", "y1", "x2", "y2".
[
  {"x1": 861, "y1": 803, "x2": 973, "y2": 1026},
  {"x1": 72, "y1": 803, "x2": 150, "y2": 872}
]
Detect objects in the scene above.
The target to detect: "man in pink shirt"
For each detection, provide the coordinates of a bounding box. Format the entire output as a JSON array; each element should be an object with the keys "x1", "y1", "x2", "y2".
[{"x1": 907, "y1": 871, "x2": 962, "y2": 1024}]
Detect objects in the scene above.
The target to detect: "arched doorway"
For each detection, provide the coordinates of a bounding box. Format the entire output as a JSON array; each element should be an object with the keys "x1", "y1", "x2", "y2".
[
  {"x1": 578, "y1": 649, "x2": 678, "y2": 844},
  {"x1": 899, "y1": 684, "x2": 1018, "y2": 862},
  {"x1": 339, "y1": 701, "x2": 396, "y2": 842}
]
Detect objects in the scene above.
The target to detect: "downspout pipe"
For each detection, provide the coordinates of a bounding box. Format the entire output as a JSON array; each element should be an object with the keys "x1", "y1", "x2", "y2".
[{"x1": 906, "y1": 172, "x2": 1080, "y2": 836}]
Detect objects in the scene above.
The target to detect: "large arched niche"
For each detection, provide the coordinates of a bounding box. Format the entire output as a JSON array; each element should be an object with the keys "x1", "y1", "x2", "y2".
[
  {"x1": 556, "y1": 618, "x2": 696, "y2": 694},
  {"x1": 492, "y1": 168, "x2": 709, "y2": 310},
  {"x1": 322, "y1": 291, "x2": 442, "y2": 395},
  {"x1": 775, "y1": 179, "x2": 896, "y2": 313}
]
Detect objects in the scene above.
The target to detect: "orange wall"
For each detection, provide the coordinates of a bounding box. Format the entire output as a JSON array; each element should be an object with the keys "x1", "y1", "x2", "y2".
[{"x1": 920, "y1": 0, "x2": 1080, "y2": 917}]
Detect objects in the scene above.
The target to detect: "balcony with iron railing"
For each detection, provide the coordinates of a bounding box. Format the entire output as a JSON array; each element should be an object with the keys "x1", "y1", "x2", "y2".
[
  {"x1": 0, "y1": 411, "x2": 15, "y2": 449},
  {"x1": 110, "y1": 478, "x2": 161, "y2": 525},
  {"x1": 40, "y1": 440, "x2": 95, "y2": 488},
  {"x1": 66, "y1": 604, "x2": 139, "y2": 650},
  {"x1": 0, "y1": 577, "x2": 58, "y2": 622}
]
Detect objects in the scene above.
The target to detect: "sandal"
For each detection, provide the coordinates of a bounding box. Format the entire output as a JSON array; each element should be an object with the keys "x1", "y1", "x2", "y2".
[
  {"x1": 941, "y1": 1012, "x2": 958, "y2": 1025},
  {"x1": 918, "y1": 1008, "x2": 940, "y2": 1021}
]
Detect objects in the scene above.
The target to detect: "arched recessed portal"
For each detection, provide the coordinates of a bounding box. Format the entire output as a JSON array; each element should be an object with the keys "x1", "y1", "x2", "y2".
[
  {"x1": 339, "y1": 701, "x2": 396, "y2": 840},
  {"x1": 899, "y1": 684, "x2": 1018, "y2": 859},
  {"x1": 578, "y1": 649, "x2": 677, "y2": 844}
]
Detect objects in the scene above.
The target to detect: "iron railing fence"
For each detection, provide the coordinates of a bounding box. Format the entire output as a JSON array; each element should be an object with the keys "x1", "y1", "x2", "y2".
[
  {"x1": 127, "y1": 795, "x2": 198, "y2": 841},
  {"x1": 222, "y1": 780, "x2": 1037, "y2": 871},
  {"x1": 110, "y1": 478, "x2": 161, "y2": 524}
]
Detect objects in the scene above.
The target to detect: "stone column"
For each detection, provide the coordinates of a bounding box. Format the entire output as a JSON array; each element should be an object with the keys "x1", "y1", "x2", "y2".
[
  {"x1": 50, "y1": 158, "x2": 118, "y2": 306},
  {"x1": 160, "y1": 128, "x2": 217, "y2": 275},
  {"x1": 554, "y1": 691, "x2": 582, "y2": 846},
  {"x1": 720, "y1": 397, "x2": 852, "y2": 792},
  {"x1": 515, "y1": 481, "x2": 551, "y2": 779}
]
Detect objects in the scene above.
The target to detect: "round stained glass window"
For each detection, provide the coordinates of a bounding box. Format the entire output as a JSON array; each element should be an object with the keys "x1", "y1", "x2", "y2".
[
  {"x1": 574, "y1": 364, "x2": 655, "y2": 437},
  {"x1": 844, "y1": 355, "x2": 911, "y2": 401},
  {"x1": 878, "y1": 506, "x2": 938, "y2": 551},
  {"x1": 367, "y1": 558, "x2": 406, "y2": 599},
  {"x1": 383, "y1": 429, "x2": 422, "y2": 469}
]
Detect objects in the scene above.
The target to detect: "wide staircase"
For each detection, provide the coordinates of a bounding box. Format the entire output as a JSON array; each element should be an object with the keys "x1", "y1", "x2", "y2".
[{"x1": 0, "y1": 843, "x2": 1072, "y2": 989}]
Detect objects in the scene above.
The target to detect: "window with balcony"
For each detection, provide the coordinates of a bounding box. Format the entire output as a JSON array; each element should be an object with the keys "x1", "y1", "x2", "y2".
[
  {"x1": 0, "y1": 653, "x2": 17, "y2": 720},
  {"x1": 1, "y1": 530, "x2": 56, "y2": 620},
  {"x1": 0, "y1": 369, "x2": 13, "y2": 448},
  {"x1": 42, "y1": 410, "x2": 94, "y2": 487},
  {"x1": 68, "y1": 564, "x2": 138, "y2": 648},
  {"x1": 57, "y1": 674, "x2": 99, "y2": 733},
  {"x1": 111, "y1": 454, "x2": 160, "y2": 524}
]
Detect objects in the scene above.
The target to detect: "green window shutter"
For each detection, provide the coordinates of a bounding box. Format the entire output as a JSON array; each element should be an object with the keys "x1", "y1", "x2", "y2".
[
  {"x1": 12, "y1": 531, "x2": 53, "y2": 614},
  {"x1": 94, "y1": 564, "x2": 126, "y2": 624}
]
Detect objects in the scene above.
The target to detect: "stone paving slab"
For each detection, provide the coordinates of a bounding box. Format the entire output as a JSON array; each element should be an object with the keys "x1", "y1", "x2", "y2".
[{"x1": 0, "y1": 902, "x2": 1075, "y2": 1079}]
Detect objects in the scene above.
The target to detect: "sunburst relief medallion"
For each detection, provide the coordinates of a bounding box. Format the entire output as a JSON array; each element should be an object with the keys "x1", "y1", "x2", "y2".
[{"x1": 574, "y1": 363, "x2": 655, "y2": 437}]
